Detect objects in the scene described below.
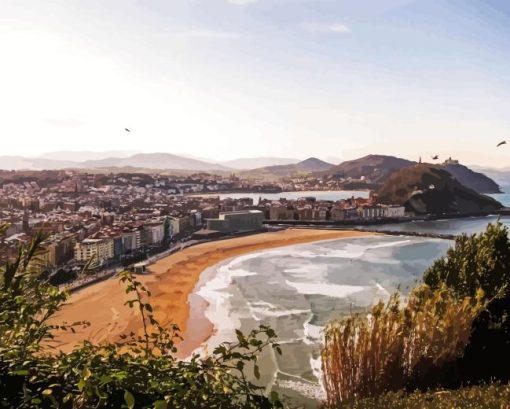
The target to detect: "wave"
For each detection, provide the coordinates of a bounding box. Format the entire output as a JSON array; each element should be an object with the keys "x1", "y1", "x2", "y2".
[
  {"x1": 303, "y1": 320, "x2": 323, "y2": 346},
  {"x1": 188, "y1": 234, "x2": 450, "y2": 402},
  {"x1": 285, "y1": 280, "x2": 365, "y2": 298},
  {"x1": 248, "y1": 301, "x2": 311, "y2": 321},
  {"x1": 276, "y1": 379, "x2": 325, "y2": 402},
  {"x1": 368, "y1": 239, "x2": 412, "y2": 249},
  {"x1": 194, "y1": 260, "x2": 258, "y2": 350}
]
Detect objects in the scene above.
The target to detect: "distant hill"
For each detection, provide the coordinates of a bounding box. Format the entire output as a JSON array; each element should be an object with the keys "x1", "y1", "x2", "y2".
[
  {"x1": 37, "y1": 150, "x2": 139, "y2": 162},
  {"x1": 442, "y1": 162, "x2": 501, "y2": 194},
  {"x1": 377, "y1": 164, "x2": 502, "y2": 215},
  {"x1": 242, "y1": 157, "x2": 334, "y2": 179},
  {"x1": 318, "y1": 154, "x2": 414, "y2": 184},
  {"x1": 319, "y1": 154, "x2": 502, "y2": 194},
  {"x1": 0, "y1": 156, "x2": 79, "y2": 170},
  {"x1": 470, "y1": 166, "x2": 510, "y2": 192},
  {"x1": 0, "y1": 153, "x2": 231, "y2": 172},
  {"x1": 80, "y1": 153, "x2": 230, "y2": 171},
  {"x1": 222, "y1": 157, "x2": 300, "y2": 169}
]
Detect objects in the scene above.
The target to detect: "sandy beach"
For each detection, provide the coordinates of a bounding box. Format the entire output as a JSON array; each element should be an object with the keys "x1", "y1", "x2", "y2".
[{"x1": 50, "y1": 229, "x2": 375, "y2": 355}]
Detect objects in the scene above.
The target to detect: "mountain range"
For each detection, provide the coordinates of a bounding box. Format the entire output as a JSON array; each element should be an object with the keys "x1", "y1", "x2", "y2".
[
  {"x1": 0, "y1": 152, "x2": 301, "y2": 172},
  {"x1": 36, "y1": 150, "x2": 139, "y2": 162},
  {"x1": 0, "y1": 153, "x2": 231, "y2": 172},
  {"x1": 0, "y1": 152, "x2": 504, "y2": 195}
]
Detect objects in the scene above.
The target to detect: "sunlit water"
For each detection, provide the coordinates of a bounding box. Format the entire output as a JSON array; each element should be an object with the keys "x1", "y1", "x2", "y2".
[
  {"x1": 188, "y1": 190, "x2": 369, "y2": 202},
  {"x1": 192, "y1": 236, "x2": 451, "y2": 406},
  {"x1": 190, "y1": 201, "x2": 510, "y2": 407},
  {"x1": 357, "y1": 215, "x2": 510, "y2": 235}
]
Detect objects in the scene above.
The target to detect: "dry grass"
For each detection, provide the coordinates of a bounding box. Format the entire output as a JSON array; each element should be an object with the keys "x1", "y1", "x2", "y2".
[{"x1": 321, "y1": 285, "x2": 483, "y2": 407}]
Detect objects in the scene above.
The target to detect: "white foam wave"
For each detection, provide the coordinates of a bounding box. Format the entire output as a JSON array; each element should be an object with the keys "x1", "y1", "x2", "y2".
[
  {"x1": 369, "y1": 239, "x2": 412, "y2": 249},
  {"x1": 375, "y1": 282, "x2": 391, "y2": 298},
  {"x1": 276, "y1": 379, "x2": 326, "y2": 401},
  {"x1": 284, "y1": 264, "x2": 327, "y2": 278},
  {"x1": 303, "y1": 320, "x2": 323, "y2": 345},
  {"x1": 248, "y1": 301, "x2": 310, "y2": 320},
  {"x1": 310, "y1": 355, "x2": 324, "y2": 388},
  {"x1": 285, "y1": 280, "x2": 365, "y2": 298},
  {"x1": 194, "y1": 260, "x2": 258, "y2": 351}
]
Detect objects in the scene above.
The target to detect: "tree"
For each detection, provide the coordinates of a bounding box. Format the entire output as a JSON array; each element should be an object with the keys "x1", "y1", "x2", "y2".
[
  {"x1": 423, "y1": 221, "x2": 510, "y2": 299},
  {"x1": 422, "y1": 221, "x2": 510, "y2": 386}
]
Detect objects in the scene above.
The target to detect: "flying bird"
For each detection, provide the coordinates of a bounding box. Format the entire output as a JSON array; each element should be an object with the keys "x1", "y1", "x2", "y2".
[
  {"x1": 431, "y1": 155, "x2": 439, "y2": 160},
  {"x1": 124, "y1": 128, "x2": 131, "y2": 133},
  {"x1": 497, "y1": 140, "x2": 506, "y2": 147}
]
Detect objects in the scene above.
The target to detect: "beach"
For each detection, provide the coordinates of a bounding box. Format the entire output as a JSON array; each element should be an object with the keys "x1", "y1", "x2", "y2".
[{"x1": 50, "y1": 229, "x2": 375, "y2": 355}]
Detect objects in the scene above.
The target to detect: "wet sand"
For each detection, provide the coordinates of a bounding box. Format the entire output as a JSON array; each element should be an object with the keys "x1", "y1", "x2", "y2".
[{"x1": 50, "y1": 229, "x2": 376, "y2": 355}]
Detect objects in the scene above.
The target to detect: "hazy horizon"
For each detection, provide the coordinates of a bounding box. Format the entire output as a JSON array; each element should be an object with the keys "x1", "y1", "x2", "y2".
[
  {"x1": 2, "y1": 149, "x2": 509, "y2": 171},
  {"x1": 2, "y1": 0, "x2": 510, "y2": 167}
]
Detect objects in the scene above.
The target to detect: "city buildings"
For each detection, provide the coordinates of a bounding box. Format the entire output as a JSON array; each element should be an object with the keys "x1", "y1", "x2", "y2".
[{"x1": 0, "y1": 169, "x2": 409, "y2": 279}]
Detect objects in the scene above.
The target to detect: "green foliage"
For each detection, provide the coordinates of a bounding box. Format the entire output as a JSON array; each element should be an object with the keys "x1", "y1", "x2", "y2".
[
  {"x1": 0, "y1": 236, "x2": 283, "y2": 408},
  {"x1": 423, "y1": 221, "x2": 510, "y2": 299}
]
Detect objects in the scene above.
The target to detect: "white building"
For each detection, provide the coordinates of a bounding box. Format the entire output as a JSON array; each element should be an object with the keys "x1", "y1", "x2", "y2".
[
  {"x1": 359, "y1": 206, "x2": 385, "y2": 220},
  {"x1": 74, "y1": 238, "x2": 114, "y2": 264},
  {"x1": 385, "y1": 205, "x2": 406, "y2": 218}
]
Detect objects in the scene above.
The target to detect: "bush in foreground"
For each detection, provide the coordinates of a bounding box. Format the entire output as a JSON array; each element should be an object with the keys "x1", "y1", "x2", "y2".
[
  {"x1": 424, "y1": 221, "x2": 510, "y2": 386},
  {"x1": 424, "y1": 221, "x2": 510, "y2": 299},
  {"x1": 321, "y1": 285, "x2": 482, "y2": 406},
  {"x1": 0, "y1": 230, "x2": 282, "y2": 408}
]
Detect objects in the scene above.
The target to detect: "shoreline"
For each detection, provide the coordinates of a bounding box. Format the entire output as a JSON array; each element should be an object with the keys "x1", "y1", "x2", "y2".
[{"x1": 49, "y1": 229, "x2": 376, "y2": 354}]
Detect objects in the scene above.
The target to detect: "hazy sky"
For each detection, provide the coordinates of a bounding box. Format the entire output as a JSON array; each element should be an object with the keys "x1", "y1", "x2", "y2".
[{"x1": 1, "y1": 0, "x2": 510, "y2": 166}]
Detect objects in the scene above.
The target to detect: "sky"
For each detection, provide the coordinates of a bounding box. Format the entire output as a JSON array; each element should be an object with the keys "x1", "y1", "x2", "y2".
[{"x1": 1, "y1": 0, "x2": 510, "y2": 167}]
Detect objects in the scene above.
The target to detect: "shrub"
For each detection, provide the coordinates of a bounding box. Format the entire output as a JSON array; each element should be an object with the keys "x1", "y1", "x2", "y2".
[
  {"x1": 424, "y1": 221, "x2": 510, "y2": 386},
  {"x1": 423, "y1": 221, "x2": 510, "y2": 299},
  {"x1": 321, "y1": 285, "x2": 483, "y2": 407},
  {"x1": 0, "y1": 230, "x2": 283, "y2": 408}
]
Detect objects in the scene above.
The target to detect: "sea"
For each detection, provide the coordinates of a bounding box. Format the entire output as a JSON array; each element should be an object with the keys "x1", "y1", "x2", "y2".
[
  {"x1": 188, "y1": 190, "x2": 370, "y2": 202},
  {"x1": 189, "y1": 192, "x2": 510, "y2": 407}
]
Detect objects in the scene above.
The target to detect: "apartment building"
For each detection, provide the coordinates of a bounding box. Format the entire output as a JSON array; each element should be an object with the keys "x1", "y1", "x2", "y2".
[
  {"x1": 142, "y1": 222, "x2": 165, "y2": 246},
  {"x1": 74, "y1": 238, "x2": 114, "y2": 265}
]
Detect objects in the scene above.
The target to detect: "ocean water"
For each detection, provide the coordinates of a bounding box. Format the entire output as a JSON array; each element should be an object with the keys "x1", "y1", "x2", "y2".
[
  {"x1": 358, "y1": 215, "x2": 510, "y2": 236},
  {"x1": 487, "y1": 192, "x2": 510, "y2": 207},
  {"x1": 192, "y1": 235, "x2": 452, "y2": 405},
  {"x1": 188, "y1": 190, "x2": 508, "y2": 206},
  {"x1": 188, "y1": 190, "x2": 369, "y2": 202}
]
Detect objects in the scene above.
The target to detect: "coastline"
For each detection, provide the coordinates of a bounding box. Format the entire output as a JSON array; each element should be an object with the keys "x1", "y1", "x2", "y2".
[{"x1": 50, "y1": 229, "x2": 376, "y2": 354}]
